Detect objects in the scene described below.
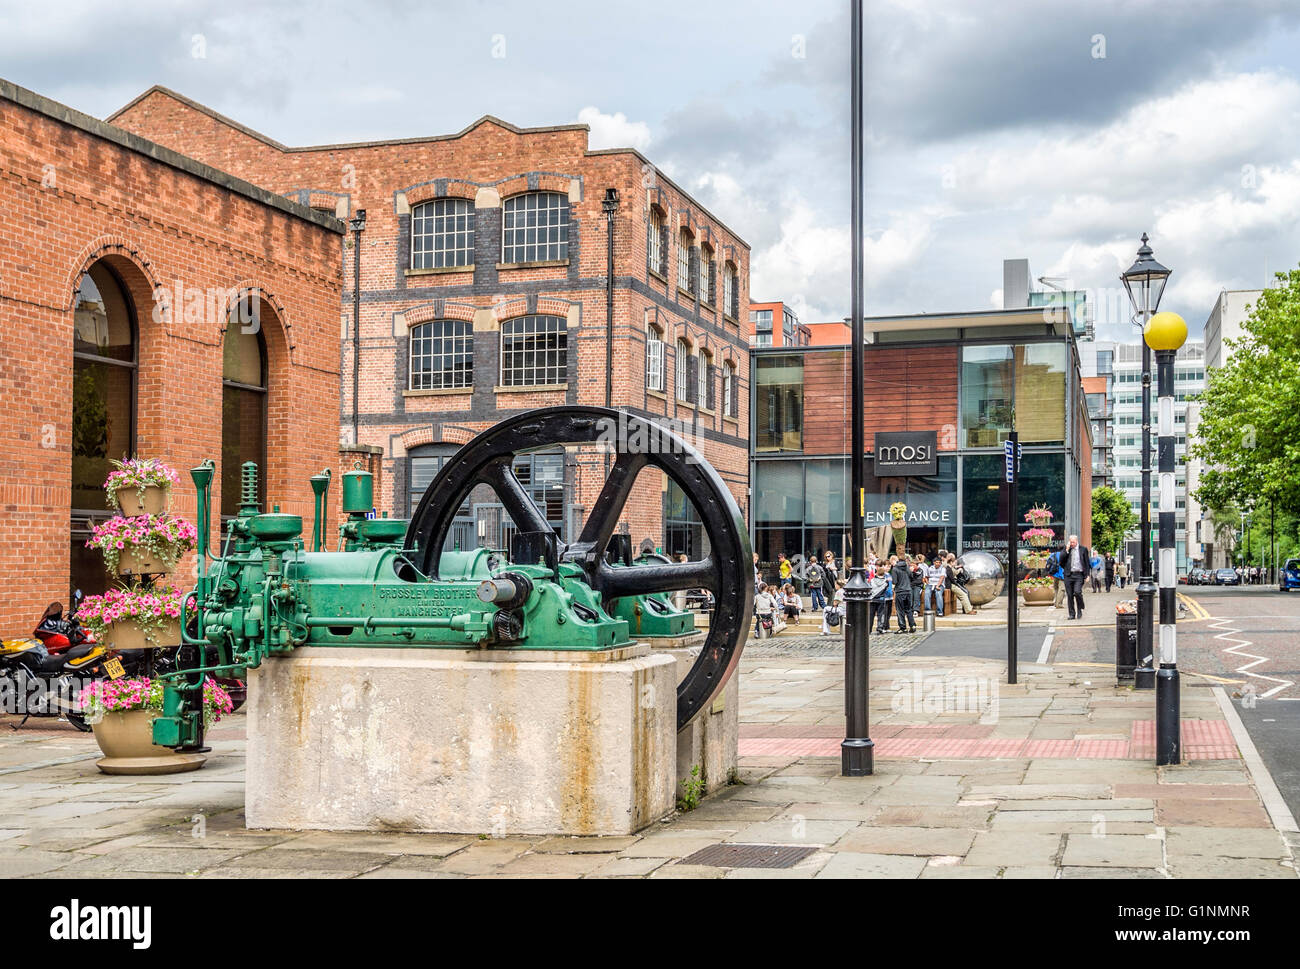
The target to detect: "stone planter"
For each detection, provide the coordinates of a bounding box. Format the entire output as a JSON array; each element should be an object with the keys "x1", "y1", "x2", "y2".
[
  {"x1": 113, "y1": 484, "x2": 170, "y2": 518},
  {"x1": 117, "y1": 547, "x2": 176, "y2": 577},
  {"x1": 101, "y1": 618, "x2": 182, "y2": 651},
  {"x1": 90, "y1": 708, "x2": 206, "y2": 775},
  {"x1": 1020, "y1": 586, "x2": 1054, "y2": 606}
]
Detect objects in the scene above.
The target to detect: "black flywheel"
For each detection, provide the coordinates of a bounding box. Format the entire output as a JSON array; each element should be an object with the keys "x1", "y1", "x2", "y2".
[{"x1": 405, "y1": 407, "x2": 753, "y2": 729}]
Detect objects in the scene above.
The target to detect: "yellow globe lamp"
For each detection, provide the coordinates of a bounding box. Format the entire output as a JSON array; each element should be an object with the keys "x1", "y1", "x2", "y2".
[{"x1": 1144, "y1": 311, "x2": 1188, "y2": 352}]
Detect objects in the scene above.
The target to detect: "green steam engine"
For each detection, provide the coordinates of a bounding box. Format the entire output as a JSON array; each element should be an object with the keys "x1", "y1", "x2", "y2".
[{"x1": 152, "y1": 407, "x2": 751, "y2": 752}]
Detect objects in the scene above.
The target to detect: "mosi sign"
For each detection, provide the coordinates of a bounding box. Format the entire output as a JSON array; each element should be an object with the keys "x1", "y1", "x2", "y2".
[{"x1": 873, "y1": 431, "x2": 937, "y2": 477}]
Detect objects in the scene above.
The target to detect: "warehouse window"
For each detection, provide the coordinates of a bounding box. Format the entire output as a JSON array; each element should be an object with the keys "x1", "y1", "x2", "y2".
[
  {"x1": 648, "y1": 207, "x2": 666, "y2": 276},
  {"x1": 698, "y1": 348, "x2": 712, "y2": 409},
  {"x1": 677, "y1": 229, "x2": 693, "y2": 293},
  {"x1": 411, "y1": 198, "x2": 475, "y2": 269},
  {"x1": 724, "y1": 263, "x2": 739, "y2": 318},
  {"x1": 723, "y1": 362, "x2": 737, "y2": 418},
  {"x1": 676, "y1": 338, "x2": 692, "y2": 401},
  {"x1": 409, "y1": 320, "x2": 472, "y2": 390},
  {"x1": 646, "y1": 321, "x2": 666, "y2": 392},
  {"x1": 502, "y1": 192, "x2": 569, "y2": 263},
  {"x1": 501, "y1": 314, "x2": 567, "y2": 386},
  {"x1": 700, "y1": 245, "x2": 714, "y2": 304},
  {"x1": 221, "y1": 310, "x2": 267, "y2": 518}
]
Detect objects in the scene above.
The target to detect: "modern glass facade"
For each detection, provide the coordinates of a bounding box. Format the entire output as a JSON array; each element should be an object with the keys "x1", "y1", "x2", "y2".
[{"x1": 750, "y1": 319, "x2": 1087, "y2": 585}]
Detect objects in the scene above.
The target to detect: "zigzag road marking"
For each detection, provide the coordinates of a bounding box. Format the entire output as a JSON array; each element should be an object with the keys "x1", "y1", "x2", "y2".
[{"x1": 1208, "y1": 614, "x2": 1296, "y2": 700}]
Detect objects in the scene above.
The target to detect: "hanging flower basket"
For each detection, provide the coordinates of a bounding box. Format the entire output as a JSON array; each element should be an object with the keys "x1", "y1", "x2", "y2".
[
  {"x1": 104, "y1": 458, "x2": 179, "y2": 516},
  {"x1": 1023, "y1": 527, "x2": 1055, "y2": 548},
  {"x1": 87, "y1": 515, "x2": 196, "y2": 577},
  {"x1": 1023, "y1": 505, "x2": 1053, "y2": 527},
  {"x1": 74, "y1": 585, "x2": 187, "y2": 650},
  {"x1": 1021, "y1": 552, "x2": 1050, "y2": 570}
]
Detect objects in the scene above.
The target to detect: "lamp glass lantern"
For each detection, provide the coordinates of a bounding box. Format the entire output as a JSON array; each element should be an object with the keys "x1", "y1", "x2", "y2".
[{"x1": 1122, "y1": 233, "x2": 1171, "y2": 321}]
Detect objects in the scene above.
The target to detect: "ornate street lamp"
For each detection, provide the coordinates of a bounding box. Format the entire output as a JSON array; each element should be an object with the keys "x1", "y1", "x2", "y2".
[
  {"x1": 1144, "y1": 310, "x2": 1188, "y2": 764},
  {"x1": 1121, "y1": 234, "x2": 1171, "y2": 690}
]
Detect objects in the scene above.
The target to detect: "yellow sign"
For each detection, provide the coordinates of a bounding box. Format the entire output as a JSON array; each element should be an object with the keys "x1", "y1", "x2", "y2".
[{"x1": 104, "y1": 658, "x2": 126, "y2": 680}]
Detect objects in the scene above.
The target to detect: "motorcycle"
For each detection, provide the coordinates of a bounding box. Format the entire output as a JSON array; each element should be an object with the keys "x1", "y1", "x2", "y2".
[{"x1": 0, "y1": 595, "x2": 123, "y2": 732}]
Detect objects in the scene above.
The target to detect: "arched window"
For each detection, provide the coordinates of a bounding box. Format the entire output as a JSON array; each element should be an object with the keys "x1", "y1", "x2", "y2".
[
  {"x1": 71, "y1": 261, "x2": 137, "y2": 599},
  {"x1": 500, "y1": 315, "x2": 567, "y2": 386},
  {"x1": 221, "y1": 309, "x2": 267, "y2": 517},
  {"x1": 648, "y1": 207, "x2": 667, "y2": 276},
  {"x1": 723, "y1": 362, "x2": 738, "y2": 418},
  {"x1": 675, "y1": 337, "x2": 692, "y2": 402},
  {"x1": 502, "y1": 192, "x2": 569, "y2": 263},
  {"x1": 700, "y1": 244, "x2": 715, "y2": 304},
  {"x1": 411, "y1": 198, "x2": 475, "y2": 269},
  {"x1": 646, "y1": 320, "x2": 665, "y2": 392},
  {"x1": 410, "y1": 319, "x2": 472, "y2": 389},
  {"x1": 697, "y1": 347, "x2": 712, "y2": 409},
  {"x1": 72, "y1": 262, "x2": 137, "y2": 511},
  {"x1": 723, "y1": 263, "x2": 739, "y2": 319},
  {"x1": 677, "y1": 229, "x2": 693, "y2": 293}
]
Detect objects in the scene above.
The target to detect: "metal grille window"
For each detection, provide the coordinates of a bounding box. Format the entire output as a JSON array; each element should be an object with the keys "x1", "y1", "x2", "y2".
[
  {"x1": 676, "y1": 338, "x2": 691, "y2": 401},
  {"x1": 677, "y1": 230, "x2": 693, "y2": 292},
  {"x1": 411, "y1": 199, "x2": 475, "y2": 269},
  {"x1": 648, "y1": 209, "x2": 665, "y2": 274},
  {"x1": 647, "y1": 323, "x2": 665, "y2": 391},
  {"x1": 700, "y1": 249, "x2": 714, "y2": 303},
  {"x1": 500, "y1": 314, "x2": 567, "y2": 386},
  {"x1": 697, "y1": 349, "x2": 711, "y2": 408},
  {"x1": 409, "y1": 319, "x2": 473, "y2": 390},
  {"x1": 502, "y1": 192, "x2": 569, "y2": 263}
]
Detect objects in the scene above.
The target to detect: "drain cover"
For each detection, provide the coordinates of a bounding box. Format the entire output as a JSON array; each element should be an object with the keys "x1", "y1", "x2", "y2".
[{"x1": 680, "y1": 843, "x2": 818, "y2": 869}]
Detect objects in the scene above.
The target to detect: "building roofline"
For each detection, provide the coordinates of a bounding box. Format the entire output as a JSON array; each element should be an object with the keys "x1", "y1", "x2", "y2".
[
  {"x1": 108, "y1": 86, "x2": 750, "y2": 249},
  {"x1": 2, "y1": 78, "x2": 342, "y2": 234},
  {"x1": 108, "y1": 86, "x2": 591, "y2": 153}
]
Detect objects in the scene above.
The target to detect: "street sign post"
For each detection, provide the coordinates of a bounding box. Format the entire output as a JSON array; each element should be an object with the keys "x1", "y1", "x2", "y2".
[{"x1": 1005, "y1": 433, "x2": 1019, "y2": 684}]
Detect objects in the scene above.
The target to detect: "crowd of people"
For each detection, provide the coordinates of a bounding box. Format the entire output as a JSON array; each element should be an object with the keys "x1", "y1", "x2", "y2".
[{"x1": 752, "y1": 548, "x2": 982, "y2": 638}]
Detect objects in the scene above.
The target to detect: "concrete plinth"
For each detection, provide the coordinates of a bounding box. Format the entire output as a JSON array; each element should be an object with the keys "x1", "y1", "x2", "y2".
[
  {"x1": 246, "y1": 644, "x2": 677, "y2": 836},
  {"x1": 643, "y1": 631, "x2": 740, "y2": 797}
]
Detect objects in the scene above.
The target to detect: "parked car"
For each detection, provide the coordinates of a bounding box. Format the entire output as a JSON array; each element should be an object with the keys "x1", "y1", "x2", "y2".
[
  {"x1": 1215, "y1": 568, "x2": 1240, "y2": 586},
  {"x1": 1280, "y1": 559, "x2": 1300, "y2": 592},
  {"x1": 1194, "y1": 568, "x2": 1214, "y2": 585}
]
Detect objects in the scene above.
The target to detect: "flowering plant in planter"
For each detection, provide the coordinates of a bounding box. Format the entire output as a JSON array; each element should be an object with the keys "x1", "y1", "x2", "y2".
[
  {"x1": 1022, "y1": 527, "x2": 1056, "y2": 548},
  {"x1": 104, "y1": 458, "x2": 180, "y2": 514},
  {"x1": 1018, "y1": 576, "x2": 1054, "y2": 589},
  {"x1": 1021, "y1": 552, "x2": 1050, "y2": 570},
  {"x1": 73, "y1": 584, "x2": 186, "y2": 646},
  {"x1": 86, "y1": 514, "x2": 197, "y2": 575},
  {"x1": 1023, "y1": 505, "x2": 1053, "y2": 526},
  {"x1": 78, "y1": 676, "x2": 234, "y2": 729}
]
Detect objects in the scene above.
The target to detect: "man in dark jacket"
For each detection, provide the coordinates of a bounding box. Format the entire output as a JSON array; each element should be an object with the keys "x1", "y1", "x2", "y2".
[
  {"x1": 1104, "y1": 554, "x2": 1115, "y2": 593},
  {"x1": 1060, "y1": 534, "x2": 1091, "y2": 620},
  {"x1": 889, "y1": 556, "x2": 915, "y2": 633}
]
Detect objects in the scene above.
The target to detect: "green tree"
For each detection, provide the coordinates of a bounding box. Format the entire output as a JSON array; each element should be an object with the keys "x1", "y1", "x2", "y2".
[
  {"x1": 1191, "y1": 267, "x2": 1300, "y2": 517},
  {"x1": 1091, "y1": 485, "x2": 1137, "y2": 554}
]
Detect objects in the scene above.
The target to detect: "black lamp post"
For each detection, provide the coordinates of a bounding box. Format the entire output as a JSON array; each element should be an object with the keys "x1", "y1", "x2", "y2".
[
  {"x1": 1120, "y1": 234, "x2": 1170, "y2": 691},
  {"x1": 602, "y1": 188, "x2": 620, "y2": 408},
  {"x1": 841, "y1": 0, "x2": 873, "y2": 776}
]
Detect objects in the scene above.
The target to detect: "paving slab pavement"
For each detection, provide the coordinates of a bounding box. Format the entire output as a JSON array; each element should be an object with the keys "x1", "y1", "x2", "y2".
[{"x1": 0, "y1": 649, "x2": 1294, "y2": 879}]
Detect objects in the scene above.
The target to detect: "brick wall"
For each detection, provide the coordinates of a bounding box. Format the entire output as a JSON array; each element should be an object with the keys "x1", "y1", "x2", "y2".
[
  {"x1": 113, "y1": 89, "x2": 752, "y2": 543},
  {"x1": 0, "y1": 81, "x2": 342, "y2": 634}
]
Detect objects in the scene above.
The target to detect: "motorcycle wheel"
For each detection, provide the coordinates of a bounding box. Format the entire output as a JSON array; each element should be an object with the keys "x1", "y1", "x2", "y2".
[{"x1": 65, "y1": 710, "x2": 92, "y2": 733}]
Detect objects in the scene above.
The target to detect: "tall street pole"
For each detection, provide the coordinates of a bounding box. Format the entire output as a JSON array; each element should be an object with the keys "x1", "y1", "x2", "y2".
[
  {"x1": 841, "y1": 0, "x2": 874, "y2": 777},
  {"x1": 1135, "y1": 335, "x2": 1156, "y2": 689},
  {"x1": 1147, "y1": 312, "x2": 1188, "y2": 764}
]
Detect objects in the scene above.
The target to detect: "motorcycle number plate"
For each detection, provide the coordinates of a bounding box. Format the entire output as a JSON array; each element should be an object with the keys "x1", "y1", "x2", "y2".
[{"x1": 104, "y1": 658, "x2": 125, "y2": 680}]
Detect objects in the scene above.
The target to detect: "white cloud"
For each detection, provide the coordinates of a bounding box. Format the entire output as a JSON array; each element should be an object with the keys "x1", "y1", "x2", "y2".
[{"x1": 577, "y1": 106, "x2": 652, "y2": 152}]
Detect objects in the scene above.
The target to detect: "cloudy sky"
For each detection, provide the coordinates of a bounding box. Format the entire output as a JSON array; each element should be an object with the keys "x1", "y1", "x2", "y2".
[{"x1": 5, "y1": 0, "x2": 1299, "y2": 340}]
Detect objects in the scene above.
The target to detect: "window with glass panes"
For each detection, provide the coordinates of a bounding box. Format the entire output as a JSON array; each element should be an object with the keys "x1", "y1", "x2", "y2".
[
  {"x1": 676, "y1": 338, "x2": 691, "y2": 401},
  {"x1": 677, "y1": 230, "x2": 693, "y2": 292},
  {"x1": 723, "y1": 266, "x2": 735, "y2": 318},
  {"x1": 409, "y1": 320, "x2": 472, "y2": 390},
  {"x1": 723, "y1": 363, "x2": 736, "y2": 417},
  {"x1": 697, "y1": 349, "x2": 711, "y2": 408},
  {"x1": 648, "y1": 208, "x2": 666, "y2": 275},
  {"x1": 646, "y1": 323, "x2": 665, "y2": 391},
  {"x1": 502, "y1": 192, "x2": 569, "y2": 263},
  {"x1": 700, "y1": 247, "x2": 714, "y2": 303},
  {"x1": 500, "y1": 315, "x2": 567, "y2": 386},
  {"x1": 411, "y1": 199, "x2": 475, "y2": 269}
]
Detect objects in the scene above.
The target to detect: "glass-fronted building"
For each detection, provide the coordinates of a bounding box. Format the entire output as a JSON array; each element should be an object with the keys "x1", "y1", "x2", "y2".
[{"x1": 751, "y1": 307, "x2": 1092, "y2": 580}]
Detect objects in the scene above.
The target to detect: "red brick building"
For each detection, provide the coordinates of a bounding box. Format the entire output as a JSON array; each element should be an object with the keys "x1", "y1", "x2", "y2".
[
  {"x1": 747, "y1": 300, "x2": 810, "y2": 347},
  {"x1": 0, "y1": 79, "x2": 344, "y2": 633},
  {"x1": 111, "y1": 88, "x2": 751, "y2": 555}
]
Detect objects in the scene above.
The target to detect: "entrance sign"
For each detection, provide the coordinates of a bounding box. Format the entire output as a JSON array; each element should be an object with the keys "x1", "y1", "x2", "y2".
[{"x1": 874, "y1": 431, "x2": 938, "y2": 477}]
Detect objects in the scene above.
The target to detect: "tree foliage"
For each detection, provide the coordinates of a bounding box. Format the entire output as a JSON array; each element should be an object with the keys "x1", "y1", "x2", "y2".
[
  {"x1": 1091, "y1": 485, "x2": 1137, "y2": 554},
  {"x1": 1191, "y1": 269, "x2": 1300, "y2": 517}
]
